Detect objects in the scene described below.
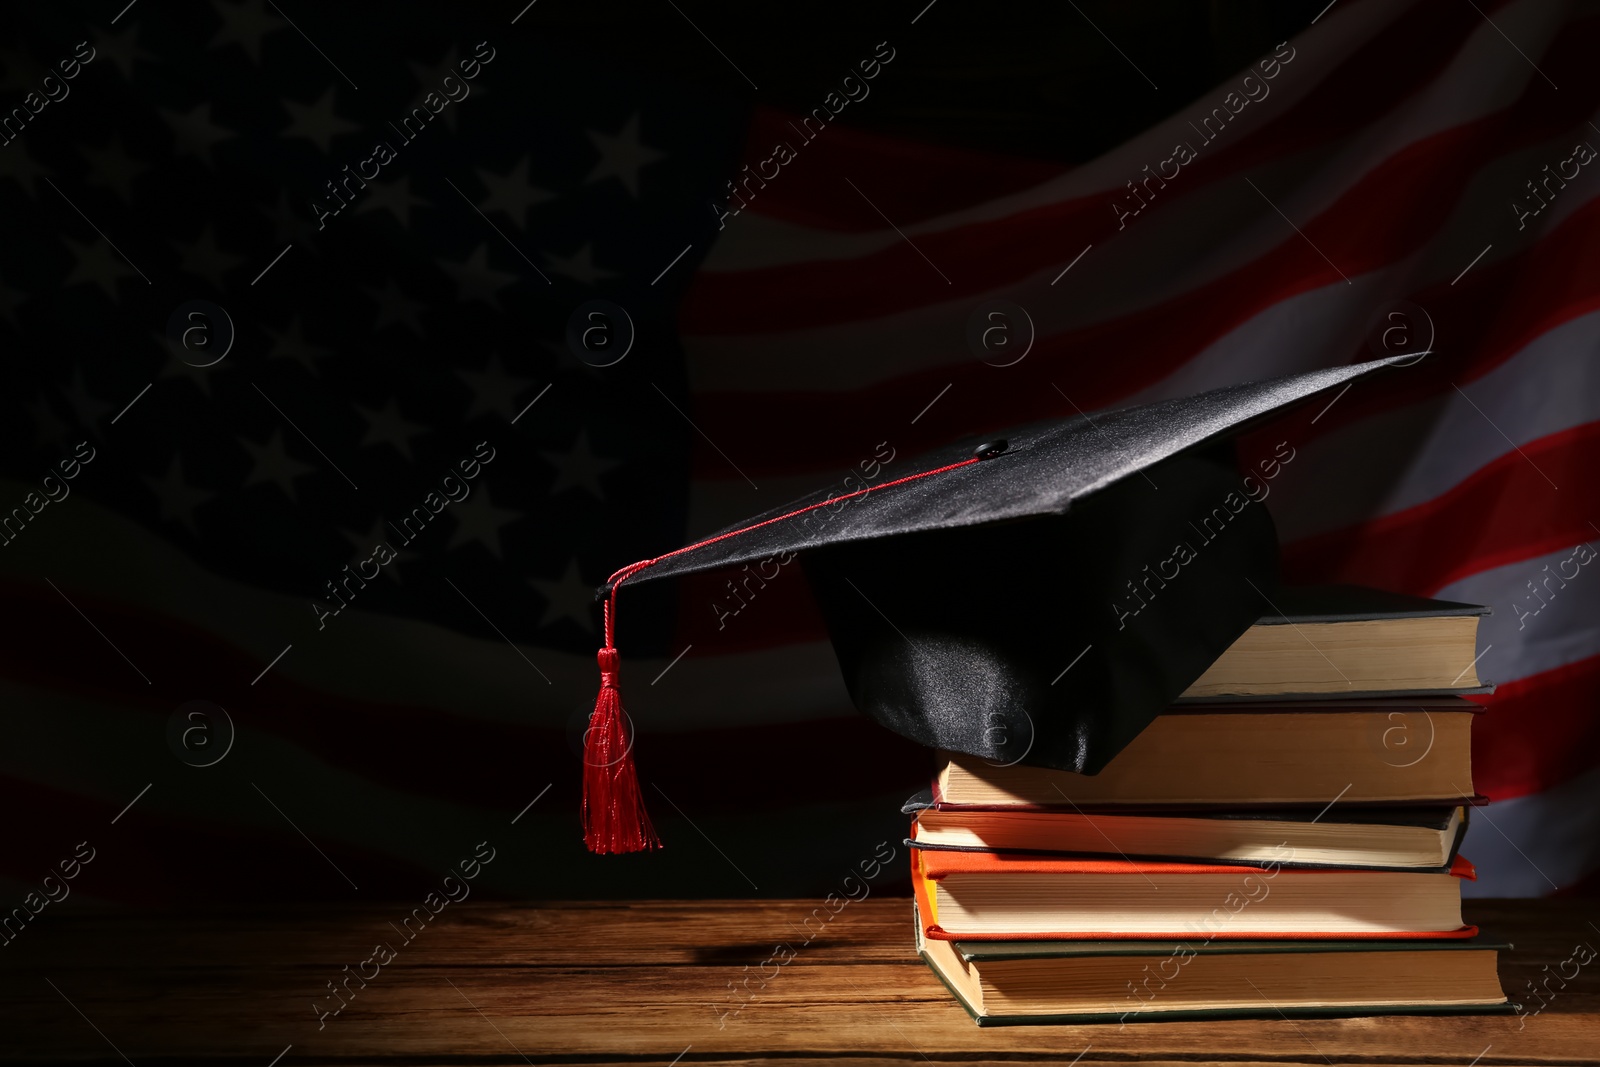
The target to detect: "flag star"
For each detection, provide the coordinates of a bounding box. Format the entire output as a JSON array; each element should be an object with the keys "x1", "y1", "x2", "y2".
[
  {"x1": 90, "y1": 26, "x2": 157, "y2": 79},
  {"x1": 439, "y1": 243, "x2": 519, "y2": 310},
  {"x1": 208, "y1": 0, "x2": 285, "y2": 63},
  {"x1": 408, "y1": 47, "x2": 485, "y2": 131},
  {"x1": 408, "y1": 47, "x2": 456, "y2": 90},
  {"x1": 0, "y1": 279, "x2": 26, "y2": 327},
  {"x1": 280, "y1": 87, "x2": 359, "y2": 152},
  {"x1": 446, "y1": 485, "x2": 519, "y2": 558},
  {"x1": 78, "y1": 135, "x2": 149, "y2": 202},
  {"x1": 457, "y1": 353, "x2": 535, "y2": 421},
  {"x1": 174, "y1": 225, "x2": 246, "y2": 283},
  {"x1": 263, "y1": 315, "x2": 332, "y2": 372},
  {"x1": 260, "y1": 190, "x2": 322, "y2": 252},
  {"x1": 342, "y1": 518, "x2": 417, "y2": 580},
  {"x1": 362, "y1": 279, "x2": 425, "y2": 335},
  {"x1": 0, "y1": 51, "x2": 46, "y2": 95},
  {"x1": 156, "y1": 331, "x2": 219, "y2": 397},
  {"x1": 357, "y1": 175, "x2": 427, "y2": 227},
  {"x1": 162, "y1": 103, "x2": 237, "y2": 169},
  {"x1": 240, "y1": 428, "x2": 316, "y2": 500},
  {"x1": 158, "y1": 357, "x2": 218, "y2": 398},
  {"x1": 586, "y1": 113, "x2": 664, "y2": 197},
  {"x1": 62, "y1": 236, "x2": 138, "y2": 300},
  {"x1": 60, "y1": 369, "x2": 113, "y2": 429},
  {"x1": 476, "y1": 155, "x2": 552, "y2": 229},
  {"x1": 0, "y1": 140, "x2": 48, "y2": 196},
  {"x1": 544, "y1": 242, "x2": 616, "y2": 285},
  {"x1": 356, "y1": 397, "x2": 427, "y2": 460},
  {"x1": 28, "y1": 394, "x2": 70, "y2": 445},
  {"x1": 529, "y1": 559, "x2": 596, "y2": 632},
  {"x1": 542, "y1": 430, "x2": 619, "y2": 500},
  {"x1": 144, "y1": 456, "x2": 210, "y2": 534}
]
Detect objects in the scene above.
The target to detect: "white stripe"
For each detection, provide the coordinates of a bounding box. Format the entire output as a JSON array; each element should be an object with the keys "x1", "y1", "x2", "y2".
[
  {"x1": 1270, "y1": 308, "x2": 1600, "y2": 542},
  {"x1": 1434, "y1": 542, "x2": 1600, "y2": 687},
  {"x1": 1114, "y1": 261, "x2": 1416, "y2": 408},
  {"x1": 1460, "y1": 763, "x2": 1600, "y2": 897},
  {"x1": 0, "y1": 479, "x2": 859, "y2": 731}
]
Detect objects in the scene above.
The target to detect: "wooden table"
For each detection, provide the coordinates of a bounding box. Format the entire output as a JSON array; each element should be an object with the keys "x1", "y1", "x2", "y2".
[{"x1": 2, "y1": 898, "x2": 1595, "y2": 1065}]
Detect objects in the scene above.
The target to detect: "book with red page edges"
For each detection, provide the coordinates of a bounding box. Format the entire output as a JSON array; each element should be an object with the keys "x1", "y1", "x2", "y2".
[{"x1": 914, "y1": 847, "x2": 1479, "y2": 942}]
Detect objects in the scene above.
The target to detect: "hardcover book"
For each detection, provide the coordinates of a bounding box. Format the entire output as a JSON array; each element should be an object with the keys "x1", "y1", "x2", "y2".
[
  {"x1": 1179, "y1": 585, "x2": 1491, "y2": 699},
  {"x1": 915, "y1": 848, "x2": 1479, "y2": 941},
  {"x1": 934, "y1": 697, "x2": 1483, "y2": 808},
  {"x1": 907, "y1": 802, "x2": 1469, "y2": 870},
  {"x1": 914, "y1": 902, "x2": 1512, "y2": 1025}
]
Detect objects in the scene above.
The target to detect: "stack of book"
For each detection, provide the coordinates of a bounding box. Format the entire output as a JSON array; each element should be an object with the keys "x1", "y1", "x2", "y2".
[{"x1": 910, "y1": 586, "x2": 1514, "y2": 1024}]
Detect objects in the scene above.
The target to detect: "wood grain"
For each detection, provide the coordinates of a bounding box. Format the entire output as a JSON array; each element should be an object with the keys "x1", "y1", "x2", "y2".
[{"x1": 1, "y1": 897, "x2": 1594, "y2": 1065}]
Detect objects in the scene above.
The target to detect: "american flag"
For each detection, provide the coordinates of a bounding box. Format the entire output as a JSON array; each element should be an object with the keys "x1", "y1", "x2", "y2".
[{"x1": 1, "y1": 0, "x2": 1594, "y2": 905}]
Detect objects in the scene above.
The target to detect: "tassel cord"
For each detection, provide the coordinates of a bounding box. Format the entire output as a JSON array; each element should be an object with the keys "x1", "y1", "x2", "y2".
[{"x1": 585, "y1": 454, "x2": 982, "y2": 854}]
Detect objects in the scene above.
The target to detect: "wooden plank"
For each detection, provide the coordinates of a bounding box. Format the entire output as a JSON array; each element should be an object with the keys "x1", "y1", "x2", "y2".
[
  {"x1": 0, "y1": 897, "x2": 918, "y2": 969},
  {"x1": 1, "y1": 899, "x2": 1594, "y2": 1065},
  {"x1": 10, "y1": 964, "x2": 1593, "y2": 1062}
]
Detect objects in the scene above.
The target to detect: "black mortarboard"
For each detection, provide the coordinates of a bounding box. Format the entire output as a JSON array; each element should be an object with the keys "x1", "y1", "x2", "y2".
[{"x1": 580, "y1": 356, "x2": 1412, "y2": 853}]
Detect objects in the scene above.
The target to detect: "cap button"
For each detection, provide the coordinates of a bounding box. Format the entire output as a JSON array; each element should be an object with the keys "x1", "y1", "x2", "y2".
[{"x1": 973, "y1": 439, "x2": 1008, "y2": 460}]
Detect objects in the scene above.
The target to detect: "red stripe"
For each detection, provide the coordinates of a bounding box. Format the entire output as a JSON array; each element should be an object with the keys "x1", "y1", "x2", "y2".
[
  {"x1": 736, "y1": 106, "x2": 1068, "y2": 231},
  {"x1": 1470, "y1": 653, "x2": 1600, "y2": 801},
  {"x1": 1281, "y1": 420, "x2": 1600, "y2": 594}
]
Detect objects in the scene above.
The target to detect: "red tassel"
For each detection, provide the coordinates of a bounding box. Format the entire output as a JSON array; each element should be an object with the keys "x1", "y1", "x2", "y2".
[
  {"x1": 584, "y1": 454, "x2": 982, "y2": 854},
  {"x1": 582, "y1": 647, "x2": 660, "y2": 854}
]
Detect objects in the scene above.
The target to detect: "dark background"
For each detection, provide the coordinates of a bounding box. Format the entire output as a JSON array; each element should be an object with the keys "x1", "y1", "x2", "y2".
[{"x1": 6, "y1": 0, "x2": 1586, "y2": 909}]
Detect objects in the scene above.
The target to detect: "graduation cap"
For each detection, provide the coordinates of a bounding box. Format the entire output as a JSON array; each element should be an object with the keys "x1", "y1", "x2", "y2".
[{"x1": 582, "y1": 356, "x2": 1412, "y2": 853}]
